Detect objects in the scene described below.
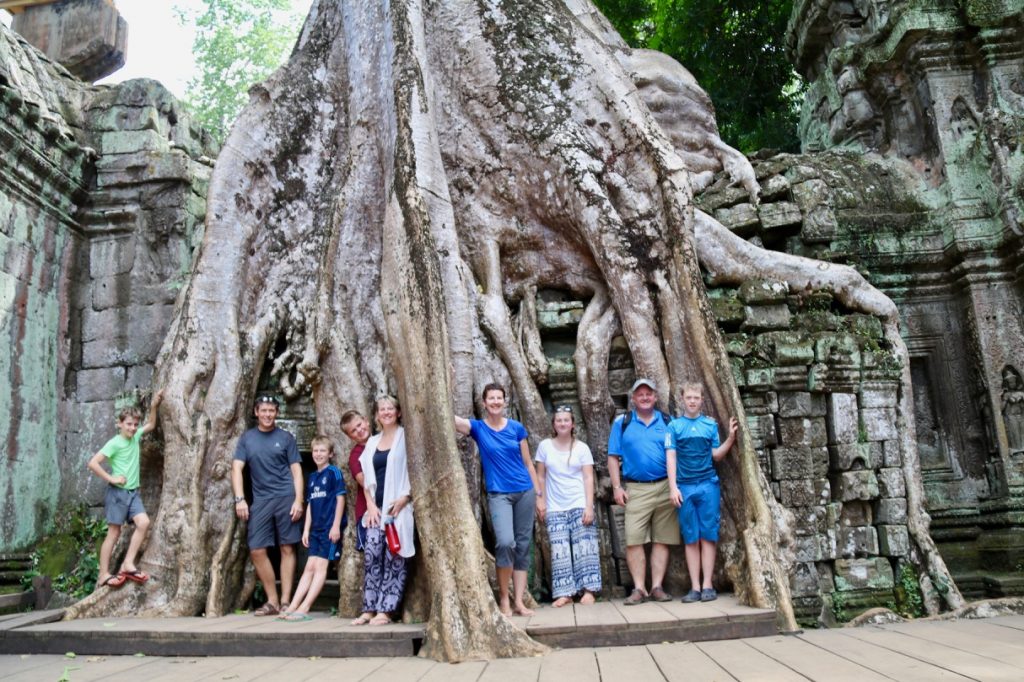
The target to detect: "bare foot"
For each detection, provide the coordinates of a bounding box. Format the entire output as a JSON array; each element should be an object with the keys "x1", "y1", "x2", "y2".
[
  {"x1": 350, "y1": 612, "x2": 373, "y2": 625},
  {"x1": 499, "y1": 596, "x2": 513, "y2": 617},
  {"x1": 369, "y1": 613, "x2": 392, "y2": 625},
  {"x1": 552, "y1": 596, "x2": 573, "y2": 608},
  {"x1": 580, "y1": 591, "x2": 596, "y2": 604},
  {"x1": 513, "y1": 603, "x2": 535, "y2": 616}
]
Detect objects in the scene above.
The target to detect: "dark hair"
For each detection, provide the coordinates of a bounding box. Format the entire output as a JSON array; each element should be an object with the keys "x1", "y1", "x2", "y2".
[
  {"x1": 341, "y1": 410, "x2": 366, "y2": 430},
  {"x1": 481, "y1": 383, "x2": 506, "y2": 400}
]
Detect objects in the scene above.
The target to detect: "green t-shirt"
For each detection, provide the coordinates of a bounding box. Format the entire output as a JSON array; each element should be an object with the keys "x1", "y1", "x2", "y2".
[{"x1": 99, "y1": 429, "x2": 144, "y2": 490}]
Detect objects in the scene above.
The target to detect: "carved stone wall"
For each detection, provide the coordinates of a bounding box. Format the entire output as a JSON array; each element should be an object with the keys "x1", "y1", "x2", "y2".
[{"x1": 0, "y1": 24, "x2": 216, "y2": 550}]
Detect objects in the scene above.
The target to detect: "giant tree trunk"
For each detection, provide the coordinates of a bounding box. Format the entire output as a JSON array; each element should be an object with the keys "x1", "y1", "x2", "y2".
[{"x1": 64, "y1": 0, "x2": 960, "y2": 658}]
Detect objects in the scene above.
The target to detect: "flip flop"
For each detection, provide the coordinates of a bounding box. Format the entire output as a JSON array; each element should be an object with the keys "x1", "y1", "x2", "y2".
[
  {"x1": 369, "y1": 613, "x2": 392, "y2": 625},
  {"x1": 100, "y1": 574, "x2": 126, "y2": 588},
  {"x1": 350, "y1": 613, "x2": 373, "y2": 625},
  {"x1": 119, "y1": 570, "x2": 149, "y2": 584},
  {"x1": 284, "y1": 613, "x2": 313, "y2": 622}
]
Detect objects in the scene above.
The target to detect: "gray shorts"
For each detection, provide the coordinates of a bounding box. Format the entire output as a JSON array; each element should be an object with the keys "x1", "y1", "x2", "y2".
[
  {"x1": 105, "y1": 485, "x2": 146, "y2": 525},
  {"x1": 248, "y1": 495, "x2": 302, "y2": 549}
]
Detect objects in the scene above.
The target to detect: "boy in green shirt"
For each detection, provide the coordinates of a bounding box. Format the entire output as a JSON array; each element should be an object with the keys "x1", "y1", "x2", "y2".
[{"x1": 88, "y1": 390, "x2": 163, "y2": 588}]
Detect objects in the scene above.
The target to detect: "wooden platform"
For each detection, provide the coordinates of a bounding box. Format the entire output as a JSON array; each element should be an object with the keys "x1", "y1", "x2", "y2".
[
  {"x1": 0, "y1": 594, "x2": 776, "y2": 658},
  {"x1": 2, "y1": 615, "x2": 1023, "y2": 681}
]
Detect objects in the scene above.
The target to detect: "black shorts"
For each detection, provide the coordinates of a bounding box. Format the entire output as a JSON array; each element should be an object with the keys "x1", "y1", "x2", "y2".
[{"x1": 247, "y1": 495, "x2": 302, "y2": 549}]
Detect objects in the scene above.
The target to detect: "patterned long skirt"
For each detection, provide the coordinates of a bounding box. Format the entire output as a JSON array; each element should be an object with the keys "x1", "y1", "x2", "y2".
[
  {"x1": 546, "y1": 507, "x2": 602, "y2": 598},
  {"x1": 362, "y1": 526, "x2": 407, "y2": 613}
]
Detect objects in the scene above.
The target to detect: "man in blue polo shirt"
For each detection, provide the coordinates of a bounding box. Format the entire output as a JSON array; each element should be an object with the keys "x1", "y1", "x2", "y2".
[{"x1": 607, "y1": 378, "x2": 678, "y2": 604}]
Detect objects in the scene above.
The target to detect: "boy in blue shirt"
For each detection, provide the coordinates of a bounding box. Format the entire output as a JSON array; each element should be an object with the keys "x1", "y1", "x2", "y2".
[
  {"x1": 280, "y1": 435, "x2": 346, "y2": 621},
  {"x1": 666, "y1": 382, "x2": 738, "y2": 603}
]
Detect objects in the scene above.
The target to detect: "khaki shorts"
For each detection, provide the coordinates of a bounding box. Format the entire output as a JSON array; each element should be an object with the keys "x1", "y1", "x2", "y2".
[{"x1": 624, "y1": 479, "x2": 680, "y2": 546}]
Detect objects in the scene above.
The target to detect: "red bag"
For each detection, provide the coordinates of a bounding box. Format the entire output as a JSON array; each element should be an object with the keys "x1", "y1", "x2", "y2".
[{"x1": 385, "y1": 519, "x2": 401, "y2": 555}]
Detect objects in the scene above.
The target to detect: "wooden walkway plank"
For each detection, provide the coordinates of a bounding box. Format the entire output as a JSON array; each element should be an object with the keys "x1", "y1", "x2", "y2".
[
  {"x1": 0, "y1": 610, "x2": 63, "y2": 632},
  {"x1": 537, "y1": 647, "x2": 599, "y2": 682},
  {"x1": 198, "y1": 656, "x2": 294, "y2": 680},
  {"x1": 132, "y1": 656, "x2": 244, "y2": 681},
  {"x1": 3, "y1": 654, "x2": 157, "y2": 682},
  {"x1": 879, "y1": 620, "x2": 1024, "y2": 667},
  {"x1": 594, "y1": 644, "x2": 663, "y2": 680},
  {"x1": 573, "y1": 600, "x2": 626, "y2": 628},
  {"x1": 524, "y1": 603, "x2": 576, "y2": 632},
  {"x1": 988, "y1": 615, "x2": 1024, "y2": 630},
  {"x1": 361, "y1": 656, "x2": 437, "y2": 679},
  {"x1": 696, "y1": 639, "x2": 805, "y2": 682},
  {"x1": 648, "y1": 641, "x2": 737, "y2": 681},
  {"x1": 842, "y1": 626, "x2": 1024, "y2": 681},
  {"x1": 418, "y1": 659, "x2": 487, "y2": 682},
  {"x1": 797, "y1": 628, "x2": 972, "y2": 682},
  {"x1": 613, "y1": 600, "x2": 675, "y2": 625},
  {"x1": 744, "y1": 633, "x2": 890, "y2": 682},
  {"x1": 478, "y1": 655, "x2": 543, "y2": 682},
  {"x1": 936, "y1": 619, "x2": 1024, "y2": 649},
  {"x1": 290, "y1": 657, "x2": 389, "y2": 681},
  {"x1": 658, "y1": 599, "x2": 735, "y2": 625}
]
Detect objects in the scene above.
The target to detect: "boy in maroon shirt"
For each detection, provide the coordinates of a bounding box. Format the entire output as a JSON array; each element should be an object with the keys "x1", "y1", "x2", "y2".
[{"x1": 341, "y1": 410, "x2": 371, "y2": 549}]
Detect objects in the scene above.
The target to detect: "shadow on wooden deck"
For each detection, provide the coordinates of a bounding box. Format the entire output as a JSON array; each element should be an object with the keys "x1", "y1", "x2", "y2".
[{"x1": 0, "y1": 593, "x2": 776, "y2": 658}]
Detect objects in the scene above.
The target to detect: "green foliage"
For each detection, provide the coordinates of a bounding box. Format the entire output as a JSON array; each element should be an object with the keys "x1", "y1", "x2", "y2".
[
  {"x1": 21, "y1": 505, "x2": 108, "y2": 600},
  {"x1": 592, "y1": 0, "x2": 803, "y2": 153},
  {"x1": 178, "y1": 0, "x2": 305, "y2": 142},
  {"x1": 894, "y1": 563, "x2": 925, "y2": 618},
  {"x1": 830, "y1": 589, "x2": 848, "y2": 621}
]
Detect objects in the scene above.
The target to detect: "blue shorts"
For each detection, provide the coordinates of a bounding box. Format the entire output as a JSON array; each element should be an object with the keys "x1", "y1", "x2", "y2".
[
  {"x1": 105, "y1": 485, "x2": 146, "y2": 525},
  {"x1": 307, "y1": 530, "x2": 341, "y2": 561},
  {"x1": 248, "y1": 495, "x2": 302, "y2": 549},
  {"x1": 678, "y1": 477, "x2": 721, "y2": 544}
]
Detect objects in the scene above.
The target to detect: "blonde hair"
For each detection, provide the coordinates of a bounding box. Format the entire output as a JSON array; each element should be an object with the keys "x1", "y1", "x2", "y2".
[
  {"x1": 681, "y1": 381, "x2": 705, "y2": 396},
  {"x1": 310, "y1": 435, "x2": 335, "y2": 454},
  {"x1": 374, "y1": 395, "x2": 402, "y2": 429}
]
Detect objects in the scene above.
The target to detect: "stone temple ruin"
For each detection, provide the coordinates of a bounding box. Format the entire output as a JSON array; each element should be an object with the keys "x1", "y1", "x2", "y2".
[{"x1": 0, "y1": 0, "x2": 1021, "y2": 625}]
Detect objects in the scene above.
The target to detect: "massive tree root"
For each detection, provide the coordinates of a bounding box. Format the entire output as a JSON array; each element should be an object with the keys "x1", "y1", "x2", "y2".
[{"x1": 67, "y1": 0, "x2": 960, "y2": 656}]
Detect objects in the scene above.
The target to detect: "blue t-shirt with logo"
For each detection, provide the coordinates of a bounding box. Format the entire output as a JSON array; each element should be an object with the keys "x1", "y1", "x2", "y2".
[
  {"x1": 306, "y1": 464, "x2": 346, "y2": 532},
  {"x1": 607, "y1": 411, "x2": 671, "y2": 482},
  {"x1": 667, "y1": 415, "x2": 720, "y2": 484},
  {"x1": 233, "y1": 426, "x2": 301, "y2": 500},
  {"x1": 470, "y1": 419, "x2": 532, "y2": 493}
]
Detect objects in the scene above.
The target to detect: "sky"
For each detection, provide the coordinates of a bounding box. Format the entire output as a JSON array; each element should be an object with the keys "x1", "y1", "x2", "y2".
[{"x1": 2, "y1": 0, "x2": 313, "y2": 100}]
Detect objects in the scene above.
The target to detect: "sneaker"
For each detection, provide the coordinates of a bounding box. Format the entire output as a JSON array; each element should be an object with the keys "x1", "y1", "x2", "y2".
[
  {"x1": 624, "y1": 588, "x2": 647, "y2": 605},
  {"x1": 649, "y1": 586, "x2": 673, "y2": 602},
  {"x1": 681, "y1": 589, "x2": 702, "y2": 603},
  {"x1": 701, "y1": 588, "x2": 718, "y2": 602}
]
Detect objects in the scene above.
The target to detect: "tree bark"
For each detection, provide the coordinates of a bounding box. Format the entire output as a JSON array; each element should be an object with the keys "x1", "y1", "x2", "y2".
[{"x1": 67, "y1": 0, "x2": 958, "y2": 656}]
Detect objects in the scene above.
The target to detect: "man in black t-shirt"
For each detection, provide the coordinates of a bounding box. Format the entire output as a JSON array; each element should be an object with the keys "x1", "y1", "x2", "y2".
[{"x1": 232, "y1": 395, "x2": 303, "y2": 616}]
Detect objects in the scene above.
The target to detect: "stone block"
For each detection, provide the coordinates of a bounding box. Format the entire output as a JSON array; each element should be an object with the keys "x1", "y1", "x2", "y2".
[
  {"x1": 825, "y1": 502, "x2": 841, "y2": 527},
  {"x1": 860, "y1": 387, "x2": 898, "y2": 409},
  {"x1": 877, "y1": 525, "x2": 910, "y2": 557},
  {"x1": 813, "y1": 478, "x2": 832, "y2": 505},
  {"x1": 820, "y1": 528, "x2": 838, "y2": 560},
  {"x1": 745, "y1": 366, "x2": 775, "y2": 388},
  {"x1": 814, "y1": 333, "x2": 861, "y2": 365},
  {"x1": 91, "y1": 274, "x2": 132, "y2": 311},
  {"x1": 82, "y1": 307, "x2": 128, "y2": 344},
  {"x1": 861, "y1": 407, "x2": 898, "y2": 441},
  {"x1": 780, "y1": 479, "x2": 817, "y2": 507},
  {"x1": 794, "y1": 535, "x2": 823, "y2": 562},
  {"x1": 771, "y1": 447, "x2": 813, "y2": 480},
  {"x1": 711, "y1": 296, "x2": 745, "y2": 325},
  {"x1": 833, "y1": 558, "x2": 895, "y2": 591},
  {"x1": 742, "y1": 304, "x2": 792, "y2": 331},
  {"x1": 810, "y1": 446, "x2": 829, "y2": 478},
  {"x1": 126, "y1": 365, "x2": 155, "y2": 391},
  {"x1": 791, "y1": 178, "x2": 829, "y2": 212},
  {"x1": 877, "y1": 468, "x2": 906, "y2": 498},
  {"x1": 847, "y1": 314, "x2": 884, "y2": 340},
  {"x1": 868, "y1": 442, "x2": 885, "y2": 469},
  {"x1": 792, "y1": 506, "x2": 827, "y2": 536},
  {"x1": 839, "y1": 500, "x2": 873, "y2": 526},
  {"x1": 778, "y1": 392, "x2": 827, "y2": 418},
  {"x1": 760, "y1": 174, "x2": 790, "y2": 200},
  {"x1": 746, "y1": 414, "x2": 777, "y2": 448},
  {"x1": 792, "y1": 561, "x2": 821, "y2": 597},
  {"x1": 827, "y1": 393, "x2": 859, "y2": 444},
  {"x1": 874, "y1": 498, "x2": 908, "y2": 524},
  {"x1": 838, "y1": 526, "x2": 879, "y2": 557},
  {"x1": 75, "y1": 367, "x2": 126, "y2": 403},
  {"x1": 101, "y1": 129, "x2": 165, "y2": 155},
  {"x1": 778, "y1": 417, "x2": 828, "y2": 447},
  {"x1": 775, "y1": 341, "x2": 815, "y2": 366},
  {"x1": 802, "y1": 205, "x2": 838, "y2": 243},
  {"x1": 882, "y1": 440, "x2": 902, "y2": 467},
  {"x1": 833, "y1": 470, "x2": 880, "y2": 502},
  {"x1": 828, "y1": 442, "x2": 872, "y2": 471},
  {"x1": 89, "y1": 235, "x2": 136, "y2": 278},
  {"x1": 758, "y1": 201, "x2": 802, "y2": 229},
  {"x1": 795, "y1": 310, "x2": 843, "y2": 332},
  {"x1": 714, "y1": 203, "x2": 760, "y2": 232},
  {"x1": 12, "y1": 0, "x2": 127, "y2": 82},
  {"x1": 738, "y1": 279, "x2": 789, "y2": 304}
]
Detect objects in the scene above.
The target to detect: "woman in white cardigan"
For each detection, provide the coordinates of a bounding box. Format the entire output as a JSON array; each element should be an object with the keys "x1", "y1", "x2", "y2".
[{"x1": 350, "y1": 396, "x2": 415, "y2": 626}]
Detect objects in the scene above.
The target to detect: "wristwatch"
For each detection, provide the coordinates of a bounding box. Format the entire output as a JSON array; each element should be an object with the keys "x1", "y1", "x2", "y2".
[{"x1": 233, "y1": 496, "x2": 246, "y2": 503}]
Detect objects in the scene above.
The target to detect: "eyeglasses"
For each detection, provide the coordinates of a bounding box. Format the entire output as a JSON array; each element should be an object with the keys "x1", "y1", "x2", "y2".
[{"x1": 554, "y1": 405, "x2": 573, "y2": 413}]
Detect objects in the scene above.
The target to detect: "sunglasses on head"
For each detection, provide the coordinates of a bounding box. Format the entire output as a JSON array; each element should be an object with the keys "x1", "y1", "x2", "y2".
[
  {"x1": 554, "y1": 405, "x2": 573, "y2": 413},
  {"x1": 255, "y1": 395, "x2": 279, "y2": 405}
]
